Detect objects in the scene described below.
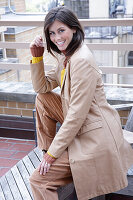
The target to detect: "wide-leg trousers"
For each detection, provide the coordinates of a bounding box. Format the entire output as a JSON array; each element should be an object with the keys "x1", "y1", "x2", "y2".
[{"x1": 29, "y1": 92, "x2": 73, "y2": 200}]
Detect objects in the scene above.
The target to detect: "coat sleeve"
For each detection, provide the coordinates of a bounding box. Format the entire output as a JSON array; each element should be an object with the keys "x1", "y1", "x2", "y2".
[
  {"x1": 48, "y1": 57, "x2": 100, "y2": 158},
  {"x1": 30, "y1": 60, "x2": 58, "y2": 93}
]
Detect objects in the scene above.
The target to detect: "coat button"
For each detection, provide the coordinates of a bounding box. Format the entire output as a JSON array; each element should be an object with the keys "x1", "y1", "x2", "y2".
[{"x1": 70, "y1": 159, "x2": 75, "y2": 164}]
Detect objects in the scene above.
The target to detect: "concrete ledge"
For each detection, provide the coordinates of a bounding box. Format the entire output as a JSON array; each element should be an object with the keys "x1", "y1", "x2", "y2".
[
  {"x1": 0, "y1": 82, "x2": 133, "y2": 104},
  {"x1": 0, "y1": 82, "x2": 36, "y2": 103}
]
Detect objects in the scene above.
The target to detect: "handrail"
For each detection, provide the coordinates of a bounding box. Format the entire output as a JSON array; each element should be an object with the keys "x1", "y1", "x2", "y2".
[
  {"x1": 0, "y1": 18, "x2": 133, "y2": 26},
  {"x1": 0, "y1": 42, "x2": 133, "y2": 51},
  {"x1": 0, "y1": 63, "x2": 133, "y2": 75},
  {"x1": 0, "y1": 17, "x2": 133, "y2": 88}
]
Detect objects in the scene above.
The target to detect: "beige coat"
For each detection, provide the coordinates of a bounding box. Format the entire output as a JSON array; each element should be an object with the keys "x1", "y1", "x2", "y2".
[{"x1": 31, "y1": 43, "x2": 133, "y2": 200}]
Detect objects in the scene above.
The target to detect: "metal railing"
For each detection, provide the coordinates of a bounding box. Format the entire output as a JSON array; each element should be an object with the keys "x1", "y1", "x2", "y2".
[{"x1": 0, "y1": 17, "x2": 133, "y2": 86}]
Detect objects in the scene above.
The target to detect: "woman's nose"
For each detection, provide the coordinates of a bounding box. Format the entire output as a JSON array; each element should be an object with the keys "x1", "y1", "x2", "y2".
[{"x1": 55, "y1": 34, "x2": 61, "y2": 41}]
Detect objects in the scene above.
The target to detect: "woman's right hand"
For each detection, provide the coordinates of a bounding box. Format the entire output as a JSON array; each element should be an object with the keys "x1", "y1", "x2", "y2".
[{"x1": 30, "y1": 35, "x2": 44, "y2": 57}]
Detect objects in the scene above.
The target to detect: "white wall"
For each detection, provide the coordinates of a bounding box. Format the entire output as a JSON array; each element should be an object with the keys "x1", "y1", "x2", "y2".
[
  {"x1": 89, "y1": 0, "x2": 109, "y2": 18},
  {"x1": 125, "y1": 0, "x2": 133, "y2": 15}
]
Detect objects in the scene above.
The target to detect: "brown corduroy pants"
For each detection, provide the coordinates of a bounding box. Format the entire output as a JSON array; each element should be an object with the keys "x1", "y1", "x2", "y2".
[{"x1": 29, "y1": 92, "x2": 73, "y2": 200}]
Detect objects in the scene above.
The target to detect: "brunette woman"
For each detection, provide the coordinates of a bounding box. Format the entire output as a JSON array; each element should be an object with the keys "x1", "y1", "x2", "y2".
[{"x1": 29, "y1": 6, "x2": 133, "y2": 200}]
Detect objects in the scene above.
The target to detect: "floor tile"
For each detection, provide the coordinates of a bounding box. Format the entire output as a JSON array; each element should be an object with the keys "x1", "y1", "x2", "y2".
[
  {"x1": 0, "y1": 168, "x2": 10, "y2": 177},
  {"x1": 6, "y1": 139, "x2": 29, "y2": 144},
  {"x1": 0, "y1": 137, "x2": 35, "y2": 177},
  {"x1": 11, "y1": 151, "x2": 29, "y2": 160},
  {"x1": 0, "y1": 150, "x2": 15, "y2": 158},
  {"x1": 9, "y1": 143, "x2": 35, "y2": 151},
  {"x1": 0, "y1": 158, "x2": 18, "y2": 167},
  {"x1": 0, "y1": 142, "x2": 13, "y2": 150}
]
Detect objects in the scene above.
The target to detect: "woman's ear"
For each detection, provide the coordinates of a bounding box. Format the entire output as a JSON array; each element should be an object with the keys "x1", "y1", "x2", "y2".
[{"x1": 73, "y1": 29, "x2": 76, "y2": 34}]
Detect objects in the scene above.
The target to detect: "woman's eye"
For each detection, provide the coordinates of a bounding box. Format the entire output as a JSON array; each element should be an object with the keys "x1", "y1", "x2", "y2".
[
  {"x1": 59, "y1": 29, "x2": 65, "y2": 33},
  {"x1": 49, "y1": 32, "x2": 54, "y2": 36}
]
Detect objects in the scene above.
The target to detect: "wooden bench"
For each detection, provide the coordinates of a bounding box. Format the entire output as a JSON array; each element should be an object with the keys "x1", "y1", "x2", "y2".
[{"x1": 0, "y1": 105, "x2": 133, "y2": 200}]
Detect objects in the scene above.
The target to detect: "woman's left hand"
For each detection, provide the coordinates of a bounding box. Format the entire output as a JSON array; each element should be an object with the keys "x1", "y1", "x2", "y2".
[{"x1": 38, "y1": 153, "x2": 56, "y2": 175}]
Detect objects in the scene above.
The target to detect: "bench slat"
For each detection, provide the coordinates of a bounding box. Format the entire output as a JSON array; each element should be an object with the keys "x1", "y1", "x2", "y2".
[
  {"x1": 114, "y1": 176, "x2": 133, "y2": 196},
  {"x1": 16, "y1": 160, "x2": 33, "y2": 198},
  {"x1": 0, "y1": 175, "x2": 14, "y2": 200},
  {"x1": 5, "y1": 170, "x2": 23, "y2": 200},
  {"x1": 33, "y1": 147, "x2": 43, "y2": 161},
  {"x1": 0, "y1": 183, "x2": 6, "y2": 200},
  {"x1": 11, "y1": 165, "x2": 32, "y2": 200},
  {"x1": 28, "y1": 150, "x2": 40, "y2": 169},
  {"x1": 22, "y1": 155, "x2": 35, "y2": 175}
]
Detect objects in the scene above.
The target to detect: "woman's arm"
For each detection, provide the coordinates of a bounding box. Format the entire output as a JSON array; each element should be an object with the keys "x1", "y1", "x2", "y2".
[{"x1": 30, "y1": 36, "x2": 58, "y2": 93}]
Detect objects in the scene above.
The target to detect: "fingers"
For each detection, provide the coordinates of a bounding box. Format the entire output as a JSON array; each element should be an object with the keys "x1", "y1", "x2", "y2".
[
  {"x1": 30, "y1": 35, "x2": 44, "y2": 57},
  {"x1": 38, "y1": 159, "x2": 51, "y2": 175},
  {"x1": 30, "y1": 35, "x2": 44, "y2": 48}
]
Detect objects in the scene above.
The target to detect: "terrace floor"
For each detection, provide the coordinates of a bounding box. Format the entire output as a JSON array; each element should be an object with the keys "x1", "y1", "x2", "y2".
[{"x1": 0, "y1": 137, "x2": 36, "y2": 177}]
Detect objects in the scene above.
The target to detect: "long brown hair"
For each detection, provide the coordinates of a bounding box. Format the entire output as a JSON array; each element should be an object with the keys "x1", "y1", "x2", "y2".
[{"x1": 44, "y1": 6, "x2": 84, "y2": 57}]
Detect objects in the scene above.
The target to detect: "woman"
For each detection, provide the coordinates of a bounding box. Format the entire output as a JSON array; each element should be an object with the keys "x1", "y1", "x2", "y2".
[{"x1": 29, "y1": 6, "x2": 133, "y2": 200}]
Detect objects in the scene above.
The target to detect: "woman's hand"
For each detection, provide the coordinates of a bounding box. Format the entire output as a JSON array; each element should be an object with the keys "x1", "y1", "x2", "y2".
[
  {"x1": 38, "y1": 152, "x2": 56, "y2": 175},
  {"x1": 30, "y1": 35, "x2": 44, "y2": 57}
]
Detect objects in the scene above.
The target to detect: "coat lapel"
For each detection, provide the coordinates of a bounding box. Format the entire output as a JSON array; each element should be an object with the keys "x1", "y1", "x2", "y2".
[{"x1": 61, "y1": 66, "x2": 67, "y2": 93}]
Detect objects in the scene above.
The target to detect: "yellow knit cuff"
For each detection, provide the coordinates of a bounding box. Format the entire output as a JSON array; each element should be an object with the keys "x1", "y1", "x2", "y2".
[
  {"x1": 47, "y1": 151, "x2": 56, "y2": 159},
  {"x1": 32, "y1": 56, "x2": 43, "y2": 64}
]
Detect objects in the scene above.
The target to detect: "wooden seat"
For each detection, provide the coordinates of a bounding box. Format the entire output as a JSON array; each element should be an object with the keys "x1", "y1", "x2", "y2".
[
  {"x1": 107, "y1": 105, "x2": 133, "y2": 199},
  {"x1": 0, "y1": 105, "x2": 133, "y2": 200}
]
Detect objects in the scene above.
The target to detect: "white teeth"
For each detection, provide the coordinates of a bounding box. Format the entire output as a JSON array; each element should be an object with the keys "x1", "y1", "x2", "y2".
[{"x1": 57, "y1": 41, "x2": 64, "y2": 45}]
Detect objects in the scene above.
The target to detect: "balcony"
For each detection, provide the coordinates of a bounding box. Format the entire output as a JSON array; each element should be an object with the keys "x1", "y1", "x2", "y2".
[
  {"x1": 0, "y1": 16, "x2": 133, "y2": 140},
  {"x1": 0, "y1": 15, "x2": 133, "y2": 199}
]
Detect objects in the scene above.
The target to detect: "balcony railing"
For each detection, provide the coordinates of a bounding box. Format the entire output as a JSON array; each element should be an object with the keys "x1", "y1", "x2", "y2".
[{"x1": 0, "y1": 17, "x2": 133, "y2": 87}]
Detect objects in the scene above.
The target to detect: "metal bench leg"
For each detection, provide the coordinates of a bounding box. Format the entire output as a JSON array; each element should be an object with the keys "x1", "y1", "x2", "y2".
[{"x1": 33, "y1": 108, "x2": 37, "y2": 147}]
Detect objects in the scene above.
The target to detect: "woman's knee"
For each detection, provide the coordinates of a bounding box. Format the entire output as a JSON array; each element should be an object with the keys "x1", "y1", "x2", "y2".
[{"x1": 29, "y1": 170, "x2": 42, "y2": 185}]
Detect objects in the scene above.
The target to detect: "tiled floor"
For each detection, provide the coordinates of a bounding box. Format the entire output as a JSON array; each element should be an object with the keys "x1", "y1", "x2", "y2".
[{"x1": 0, "y1": 137, "x2": 36, "y2": 177}]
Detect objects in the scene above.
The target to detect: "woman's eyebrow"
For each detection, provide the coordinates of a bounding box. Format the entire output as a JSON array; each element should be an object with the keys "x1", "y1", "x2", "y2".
[
  {"x1": 49, "y1": 26, "x2": 65, "y2": 33},
  {"x1": 49, "y1": 30, "x2": 54, "y2": 33},
  {"x1": 57, "y1": 26, "x2": 65, "y2": 30}
]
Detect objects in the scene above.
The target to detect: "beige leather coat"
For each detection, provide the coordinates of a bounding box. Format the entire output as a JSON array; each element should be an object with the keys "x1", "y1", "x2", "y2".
[{"x1": 30, "y1": 43, "x2": 133, "y2": 200}]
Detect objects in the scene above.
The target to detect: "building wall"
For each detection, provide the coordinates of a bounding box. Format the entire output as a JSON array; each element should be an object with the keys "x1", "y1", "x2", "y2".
[
  {"x1": 0, "y1": 0, "x2": 13, "y2": 7},
  {"x1": 89, "y1": 0, "x2": 109, "y2": 18},
  {"x1": 0, "y1": 99, "x2": 130, "y2": 125},
  {"x1": 14, "y1": 0, "x2": 26, "y2": 12},
  {"x1": 15, "y1": 27, "x2": 43, "y2": 64},
  {"x1": 5, "y1": 34, "x2": 16, "y2": 58},
  {"x1": 0, "y1": 100, "x2": 35, "y2": 117},
  {"x1": 0, "y1": 0, "x2": 25, "y2": 12},
  {"x1": 64, "y1": 0, "x2": 89, "y2": 19}
]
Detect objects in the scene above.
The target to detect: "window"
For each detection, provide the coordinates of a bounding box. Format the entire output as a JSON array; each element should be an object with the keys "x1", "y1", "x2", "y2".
[
  {"x1": 128, "y1": 51, "x2": 133, "y2": 66},
  {"x1": 0, "y1": 49, "x2": 3, "y2": 59}
]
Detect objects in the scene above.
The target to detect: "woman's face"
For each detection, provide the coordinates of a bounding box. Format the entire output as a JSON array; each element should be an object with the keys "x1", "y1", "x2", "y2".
[{"x1": 49, "y1": 20, "x2": 76, "y2": 52}]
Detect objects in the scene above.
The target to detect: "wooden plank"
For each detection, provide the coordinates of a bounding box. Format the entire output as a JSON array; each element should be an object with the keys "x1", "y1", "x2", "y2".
[
  {"x1": 0, "y1": 63, "x2": 52, "y2": 71},
  {"x1": 16, "y1": 160, "x2": 33, "y2": 199},
  {"x1": 5, "y1": 170, "x2": 22, "y2": 200},
  {"x1": 0, "y1": 183, "x2": 5, "y2": 200},
  {"x1": 58, "y1": 183, "x2": 77, "y2": 200},
  {"x1": 33, "y1": 147, "x2": 43, "y2": 162},
  {"x1": 123, "y1": 130, "x2": 133, "y2": 144},
  {"x1": 0, "y1": 18, "x2": 133, "y2": 27},
  {"x1": 22, "y1": 155, "x2": 35, "y2": 175},
  {"x1": 92, "y1": 196, "x2": 105, "y2": 200},
  {"x1": 11, "y1": 165, "x2": 32, "y2": 200},
  {"x1": 1, "y1": 41, "x2": 133, "y2": 51},
  {"x1": 128, "y1": 165, "x2": 133, "y2": 176},
  {"x1": 114, "y1": 176, "x2": 133, "y2": 196},
  {"x1": 125, "y1": 107, "x2": 133, "y2": 132},
  {"x1": 0, "y1": 175, "x2": 14, "y2": 200},
  {"x1": 28, "y1": 150, "x2": 40, "y2": 169}
]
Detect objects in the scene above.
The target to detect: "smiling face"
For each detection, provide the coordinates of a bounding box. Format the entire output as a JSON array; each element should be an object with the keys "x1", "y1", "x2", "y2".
[{"x1": 49, "y1": 20, "x2": 76, "y2": 52}]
